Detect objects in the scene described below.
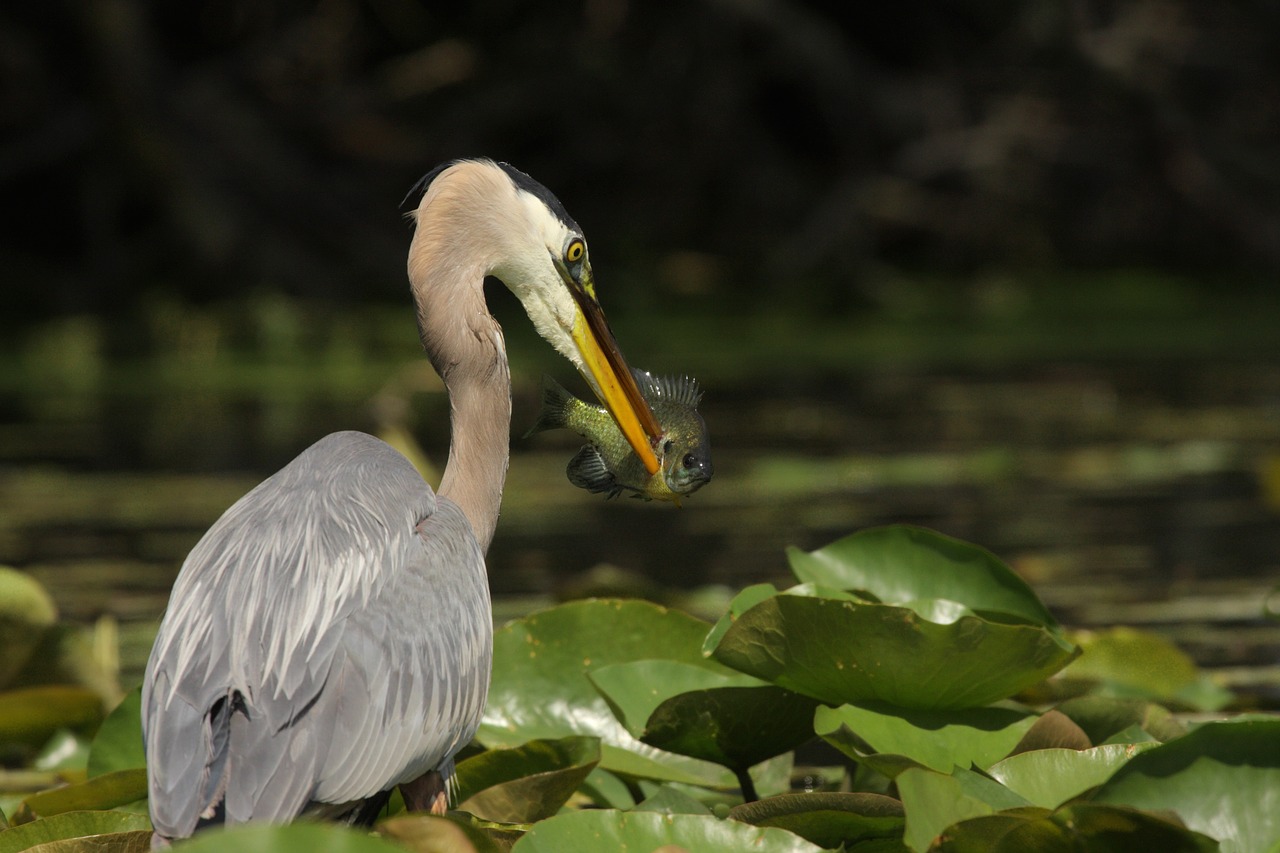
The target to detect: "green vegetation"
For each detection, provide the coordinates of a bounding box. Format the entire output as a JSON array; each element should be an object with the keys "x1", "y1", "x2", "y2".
[{"x1": 1, "y1": 525, "x2": 1276, "y2": 851}]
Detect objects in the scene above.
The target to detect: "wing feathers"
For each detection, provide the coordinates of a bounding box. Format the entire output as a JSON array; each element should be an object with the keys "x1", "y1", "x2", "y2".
[{"x1": 143, "y1": 432, "x2": 492, "y2": 837}]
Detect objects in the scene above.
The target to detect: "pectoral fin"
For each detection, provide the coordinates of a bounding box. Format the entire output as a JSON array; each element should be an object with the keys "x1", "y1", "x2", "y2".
[{"x1": 567, "y1": 445, "x2": 621, "y2": 497}]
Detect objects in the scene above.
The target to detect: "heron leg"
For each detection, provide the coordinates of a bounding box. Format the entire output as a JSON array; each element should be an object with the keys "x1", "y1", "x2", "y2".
[{"x1": 400, "y1": 770, "x2": 448, "y2": 815}]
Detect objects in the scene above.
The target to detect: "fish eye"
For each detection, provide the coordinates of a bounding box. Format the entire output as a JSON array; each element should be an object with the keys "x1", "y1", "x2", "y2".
[
  {"x1": 565, "y1": 238, "x2": 586, "y2": 264},
  {"x1": 682, "y1": 453, "x2": 697, "y2": 469}
]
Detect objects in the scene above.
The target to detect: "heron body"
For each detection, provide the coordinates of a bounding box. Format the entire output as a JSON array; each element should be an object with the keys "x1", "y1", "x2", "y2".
[{"x1": 142, "y1": 160, "x2": 661, "y2": 844}]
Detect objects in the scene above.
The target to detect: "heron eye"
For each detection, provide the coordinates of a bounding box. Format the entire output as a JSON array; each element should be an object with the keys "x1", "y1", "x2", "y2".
[
  {"x1": 683, "y1": 453, "x2": 697, "y2": 468},
  {"x1": 565, "y1": 239, "x2": 586, "y2": 263}
]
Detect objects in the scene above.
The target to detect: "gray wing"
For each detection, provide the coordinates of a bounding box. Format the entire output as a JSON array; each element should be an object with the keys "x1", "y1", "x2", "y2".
[{"x1": 142, "y1": 431, "x2": 492, "y2": 838}]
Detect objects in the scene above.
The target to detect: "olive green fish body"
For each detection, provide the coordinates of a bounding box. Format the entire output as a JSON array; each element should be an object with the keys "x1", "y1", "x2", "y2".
[{"x1": 526, "y1": 371, "x2": 713, "y2": 503}]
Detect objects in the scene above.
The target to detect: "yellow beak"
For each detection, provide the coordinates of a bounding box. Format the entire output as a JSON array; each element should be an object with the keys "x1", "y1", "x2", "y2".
[{"x1": 557, "y1": 259, "x2": 663, "y2": 475}]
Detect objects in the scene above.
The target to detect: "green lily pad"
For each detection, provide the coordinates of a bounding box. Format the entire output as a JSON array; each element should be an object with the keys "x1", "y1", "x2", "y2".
[
  {"x1": 0, "y1": 687, "x2": 103, "y2": 748},
  {"x1": 0, "y1": 811, "x2": 151, "y2": 853},
  {"x1": 1055, "y1": 696, "x2": 1186, "y2": 744},
  {"x1": 1093, "y1": 717, "x2": 1280, "y2": 853},
  {"x1": 1007, "y1": 709, "x2": 1092, "y2": 753},
  {"x1": 932, "y1": 803, "x2": 1219, "y2": 853},
  {"x1": 377, "y1": 813, "x2": 507, "y2": 853},
  {"x1": 988, "y1": 743, "x2": 1159, "y2": 808},
  {"x1": 87, "y1": 688, "x2": 145, "y2": 778},
  {"x1": 508, "y1": 808, "x2": 826, "y2": 853},
  {"x1": 589, "y1": 659, "x2": 819, "y2": 770},
  {"x1": 786, "y1": 526, "x2": 1059, "y2": 628},
  {"x1": 577, "y1": 768, "x2": 635, "y2": 809},
  {"x1": 1060, "y1": 627, "x2": 1231, "y2": 710},
  {"x1": 815, "y1": 704, "x2": 1037, "y2": 776},
  {"x1": 453, "y1": 736, "x2": 600, "y2": 824},
  {"x1": 633, "y1": 785, "x2": 714, "y2": 815},
  {"x1": 176, "y1": 822, "x2": 409, "y2": 852},
  {"x1": 0, "y1": 568, "x2": 58, "y2": 690},
  {"x1": 895, "y1": 767, "x2": 1033, "y2": 853},
  {"x1": 728, "y1": 792, "x2": 906, "y2": 849},
  {"x1": 12, "y1": 769, "x2": 148, "y2": 823},
  {"x1": 479, "y1": 599, "x2": 735, "y2": 788},
  {"x1": 701, "y1": 583, "x2": 797, "y2": 657},
  {"x1": 710, "y1": 586, "x2": 1076, "y2": 710}
]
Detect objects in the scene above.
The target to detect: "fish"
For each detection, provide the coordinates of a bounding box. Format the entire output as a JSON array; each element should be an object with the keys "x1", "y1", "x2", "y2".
[{"x1": 525, "y1": 369, "x2": 713, "y2": 505}]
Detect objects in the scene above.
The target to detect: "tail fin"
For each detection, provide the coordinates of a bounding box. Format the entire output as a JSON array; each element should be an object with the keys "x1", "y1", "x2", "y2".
[{"x1": 522, "y1": 375, "x2": 575, "y2": 438}]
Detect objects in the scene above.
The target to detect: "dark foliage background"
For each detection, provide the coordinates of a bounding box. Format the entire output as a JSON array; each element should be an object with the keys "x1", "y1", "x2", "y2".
[{"x1": 4, "y1": 0, "x2": 1279, "y2": 326}]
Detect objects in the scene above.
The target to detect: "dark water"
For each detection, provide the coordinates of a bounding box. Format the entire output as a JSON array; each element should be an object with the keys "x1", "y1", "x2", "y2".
[{"x1": 3, "y1": 358, "x2": 1279, "y2": 706}]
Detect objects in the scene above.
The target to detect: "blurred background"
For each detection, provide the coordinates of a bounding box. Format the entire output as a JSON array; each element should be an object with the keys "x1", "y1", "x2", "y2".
[{"x1": 3, "y1": 1, "x2": 1279, "y2": 707}]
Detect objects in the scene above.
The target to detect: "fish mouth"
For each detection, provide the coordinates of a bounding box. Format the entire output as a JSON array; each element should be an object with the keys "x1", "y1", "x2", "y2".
[
  {"x1": 667, "y1": 466, "x2": 714, "y2": 496},
  {"x1": 557, "y1": 259, "x2": 663, "y2": 476}
]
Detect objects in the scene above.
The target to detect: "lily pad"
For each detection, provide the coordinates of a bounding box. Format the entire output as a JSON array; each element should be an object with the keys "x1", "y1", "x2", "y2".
[
  {"x1": 895, "y1": 767, "x2": 1033, "y2": 853},
  {"x1": 1007, "y1": 710, "x2": 1092, "y2": 753},
  {"x1": 589, "y1": 659, "x2": 819, "y2": 770},
  {"x1": 453, "y1": 736, "x2": 600, "y2": 824},
  {"x1": 1055, "y1": 696, "x2": 1186, "y2": 745},
  {"x1": 12, "y1": 769, "x2": 148, "y2": 823},
  {"x1": 1060, "y1": 627, "x2": 1231, "y2": 710},
  {"x1": 479, "y1": 599, "x2": 735, "y2": 788},
  {"x1": 87, "y1": 688, "x2": 145, "y2": 778},
  {"x1": 0, "y1": 687, "x2": 103, "y2": 748},
  {"x1": 932, "y1": 803, "x2": 1219, "y2": 853},
  {"x1": 1093, "y1": 717, "x2": 1280, "y2": 853},
  {"x1": 378, "y1": 813, "x2": 507, "y2": 853},
  {"x1": 815, "y1": 704, "x2": 1037, "y2": 776},
  {"x1": 633, "y1": 785, "x2": 714, "y2": 815},
  {"x1": 709, "y1": 587, "x2": 1076, "y2": 710},
  {"x1": 0, "y1": 811, "x2": 151, "y2": 853},
  {"x1": 786, "y1": 526, "x2": 1059, "y2": 628},
  {"x1": 176, "y1": 822, "x2": 410, "y2": 852},
  {"x1": 0, "y1": 568, "x2": 58, "y2": 690},
  {"x1": 509, "y1": 808, "x2": 826, "y2": 853},
  {"x1": 729, "y1": 792, "x2": 905, "y2": 849},
  {"x1": 988, "y1": 743, "x2": 1159, "y2": 808}
]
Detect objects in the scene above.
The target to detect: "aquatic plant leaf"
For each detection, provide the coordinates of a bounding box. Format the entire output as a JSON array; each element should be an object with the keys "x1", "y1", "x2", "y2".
[
  {"x1": 0, "y1": 568, "x2": 58, "y2": 691},
  {"x1": 896, "y1": 767, "x2": 1033, "y2": 853},
  {"x1": 710, "y1": 588, "x2": 1077, "y2": 710},
  {"x1": 701, "y1": 583, "x2": 787, "y2": 657},
  {"x1": 0, "y1": 811, "x2": 150, "y2": 853},
  {"x1": 175, "y1": 822, "x2": 409, "y2": 853},
  {"x1": 815, "y1": 704, "x2": 1037, "y2": 776},
  {"x1": 728, "y1": 792, "x2": 905, "y2": 849},
  {"x1": 1055, "y1": 696, "x2": 1186, "y2": 744},
  {"x1": 786, "y1": 526, "x2": 1059, "y2": 628},
  {"x1": 633, "y1": 785, "x2": 714, "y2": 815},
  {"x1": 377, "y1": 813, "x2": 507, "y2": 853},
  {"x1": 1060, "y1": 627, "x2": 1199, "y2": 694},
  {"x1": 988, "y1": 743, "x2": 1158, "y2": 808},
  {"x1": 479, "y1": 599, "x2": 735, "y2": 788},
  {"x1": 87, "y1": 688, "x2": 145, "y2": 778},
  {"x1": 1007, "y1": 709, "x2": 1091, "y2": 753},
  {"x1": 452, "y1": 736, "x2": 600, "y2": 824},
  {"x1": 1093, "y1": 717, "x2": 1280, "y2": 853},
  {"x1": 0, "y1": 687, "x2": 103, "y2": 750},
  {"x1": 577, "y1": 768, "x2": 635, "y2": 809},
  {"x1": 589, "y1": 659, "x2": 819, "y2": 770},
  {"x1": 508, "y1": 808, "x2": 826, "y2": 853},
  {"x1": 932, "y1": 803, "x2": 1219, "y2": 853},
  {"x1": 12, "y1": 769, "x2": 147, "y2": 824}
]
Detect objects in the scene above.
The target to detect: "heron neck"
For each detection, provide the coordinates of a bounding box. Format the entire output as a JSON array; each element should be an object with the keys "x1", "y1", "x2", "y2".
[{"x1": 436, "y1": 348, "x2": 510, "y2": 555}]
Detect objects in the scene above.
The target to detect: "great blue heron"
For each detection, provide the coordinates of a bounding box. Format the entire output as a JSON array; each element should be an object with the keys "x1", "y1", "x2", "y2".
[{"x1": 141, "y1": 159, "x2": 663, "y2": 845}]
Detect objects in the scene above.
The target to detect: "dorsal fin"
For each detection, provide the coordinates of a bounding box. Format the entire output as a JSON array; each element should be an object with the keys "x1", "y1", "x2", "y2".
[{"x1": 629, "y1": 368, "x2": 703, "y2": 408}]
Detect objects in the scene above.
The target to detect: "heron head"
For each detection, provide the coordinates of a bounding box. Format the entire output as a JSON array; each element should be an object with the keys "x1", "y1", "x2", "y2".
[{"x1": 406, "y1": 159, "x2": 663, "y2": 474}]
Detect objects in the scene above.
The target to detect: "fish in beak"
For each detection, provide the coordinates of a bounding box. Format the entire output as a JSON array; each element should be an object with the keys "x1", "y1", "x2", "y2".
[{"x1": 555, "y1": 257, "x2": 664, "y2": 475}]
